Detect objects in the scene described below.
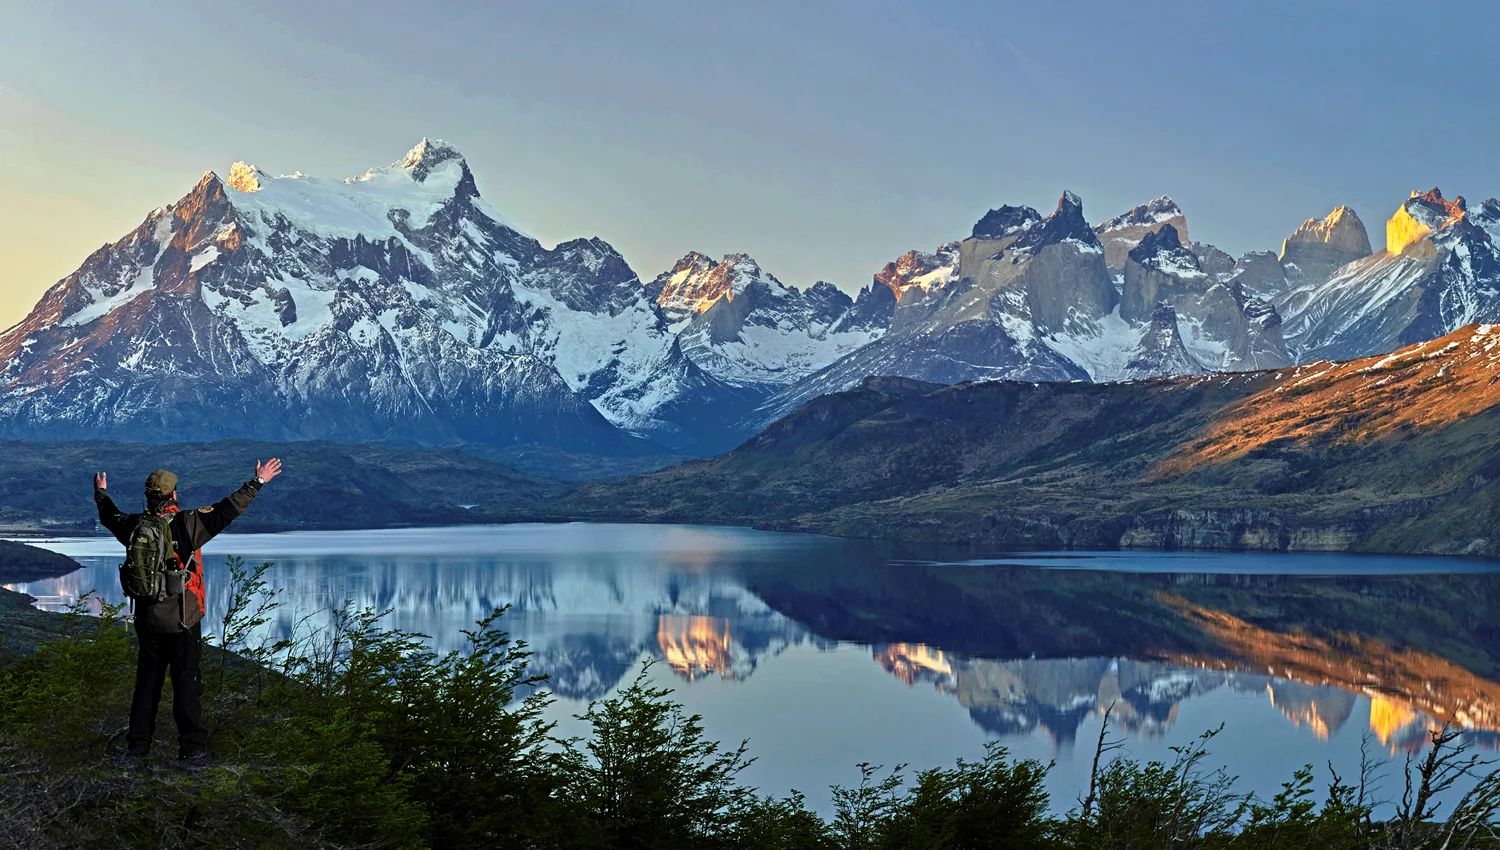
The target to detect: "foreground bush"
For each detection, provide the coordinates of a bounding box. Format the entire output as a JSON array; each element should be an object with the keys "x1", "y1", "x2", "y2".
[{"x1": 1, "y1": 559, "x2": 1497, "y2": 849}]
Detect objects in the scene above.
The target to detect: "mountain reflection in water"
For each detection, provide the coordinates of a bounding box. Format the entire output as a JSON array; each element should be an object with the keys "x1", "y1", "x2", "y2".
[
  {"x1": 9, "y1": 523, "x2": 1500, "y2": 810},
  {"x1": 872, "y1": 644, "x2": 1472, "y2": 754}
]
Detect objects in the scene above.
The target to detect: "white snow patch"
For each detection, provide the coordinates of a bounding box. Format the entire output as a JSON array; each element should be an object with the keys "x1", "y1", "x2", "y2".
[
  {"x1": 60, "y1": 265, "x2": 155, "y2": 327},
  {"x1": 189, "y1": 246, "x2": 220, "y2": 272},
  {"x1": 1041, "y1": 307, "x2": 1145, "y2": 382},
  {"x1": 678, "y1": 319, "x2": 882, "y2": 388}
]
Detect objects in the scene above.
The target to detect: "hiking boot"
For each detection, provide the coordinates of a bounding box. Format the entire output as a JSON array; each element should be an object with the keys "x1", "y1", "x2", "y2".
[{"x1": 177, "y1": 748, "x2": 211, "y2": 769}]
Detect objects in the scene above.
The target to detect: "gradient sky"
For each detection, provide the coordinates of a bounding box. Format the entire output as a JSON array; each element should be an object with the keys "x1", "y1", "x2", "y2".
[{"x1": 3, "y1": 0, "x2": 1498, "y2": 328}]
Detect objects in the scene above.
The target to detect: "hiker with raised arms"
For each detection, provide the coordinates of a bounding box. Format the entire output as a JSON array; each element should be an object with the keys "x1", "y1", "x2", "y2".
[{"x1": 93, "y1": 458, "x2": 282, "y2": 765}]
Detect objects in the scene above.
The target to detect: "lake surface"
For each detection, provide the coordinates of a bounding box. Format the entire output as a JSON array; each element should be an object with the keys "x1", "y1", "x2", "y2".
[{"x1": 10, "y1": 522, "x2": 1500, "y2": 816}]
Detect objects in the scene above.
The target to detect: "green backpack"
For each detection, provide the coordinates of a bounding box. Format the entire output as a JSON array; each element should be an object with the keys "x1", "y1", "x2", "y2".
[{"x1": 118, "y1": 514, "x2": 184, "y2": 602}]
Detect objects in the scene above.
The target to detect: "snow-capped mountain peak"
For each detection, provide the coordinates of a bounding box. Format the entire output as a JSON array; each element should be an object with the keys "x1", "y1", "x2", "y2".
[
  {"x1": 1278, "y1": 187, "x2": 1500, "y2": 362},
  {"x1": 0, "y1": 140, "x2": 722, "y2": 452},
  {"x1": 398, "y1": 137, "x2": 466, "y2": 180},
  {"x1": 649, "y1": 252, "x2": 790, "y2": 328},
  {"x1": 1388, "y1": 188, "x2": 1472, "y2": 257},
  {"x1": 874, "y1": 243, "x2": 961, "y2": 300},
  {"x1": 1093, "y1": 195, "x2": 1191, "y2": 268},
  {"x1": 1096, "y1": 195, "x2": 1182, "y2": 232},
  {"x1": 654, "y1": 252, "x2": 884, "y2": 390},
  {"x1": 1009, "y1": 190, "x2": 1098, "y2": 255},
  {"x1": 971, "y1": 205, "x2": 1042, "y2": 240},
  {"x1": 1130, "y1": 224, "x2": 1204, "y2": 278},
  {"x1": 214, "y1": 143, "x2": 478, "y2": 246}
]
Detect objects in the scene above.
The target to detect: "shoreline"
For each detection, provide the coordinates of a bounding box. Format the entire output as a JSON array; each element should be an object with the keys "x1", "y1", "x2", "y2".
[{"x1": 10, "y1": 518, "x2": 1500, "y2": 572}]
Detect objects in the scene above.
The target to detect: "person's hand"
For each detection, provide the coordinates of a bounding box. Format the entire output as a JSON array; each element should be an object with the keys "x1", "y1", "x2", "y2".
[
  {"x1": 254, "y1": 458, "x2": 282, "y2": 484},
  {"x1": 93, "y1": 472, "x2": 107, "y2": 490}
]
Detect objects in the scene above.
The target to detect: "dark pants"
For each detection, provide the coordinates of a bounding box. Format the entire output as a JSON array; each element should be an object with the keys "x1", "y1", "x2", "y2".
[{"x1": 127, "y1": 621, "x2": 207, "y2": 756}]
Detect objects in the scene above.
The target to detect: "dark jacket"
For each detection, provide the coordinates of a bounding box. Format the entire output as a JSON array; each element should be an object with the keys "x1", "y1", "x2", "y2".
[{"x1": 95, "y1": 481, "x2": 262, "y2": 633}]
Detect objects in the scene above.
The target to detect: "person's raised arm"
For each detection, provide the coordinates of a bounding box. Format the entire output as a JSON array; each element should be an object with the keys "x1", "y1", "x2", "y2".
[
  {"x1": 92, "y1": 472, "x2": 134, "y2": 544},
  {"x1": 180, "y1": 458, "x2": 281, "y2": 550}
]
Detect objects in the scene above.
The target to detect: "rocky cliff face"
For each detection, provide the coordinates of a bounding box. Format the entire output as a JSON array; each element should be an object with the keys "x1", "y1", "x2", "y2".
[
  {"x1": 1121, "y1": 225, "x2": 1290, "y2": 371},
  {"x1": 1277, "y1": 188, "x2": 1500, "y2": 362},
  {"x1": 1279, "y1": 205, "x2": 1373, "y2": 287},
  {"x1": 748, "y1": 194, "x2": 1303, "y2": 431},
  {"x1": 748, "y1": 192, "x2": 1111, "y2": 427},
  {"x1": 1227, "y1": 250, "x2": 1289, "y2": 300},
  {"x1": 1191, "y1": 242, "x2": 1236, "y2": 277},
  {"x1": 872, "y1": 242, "x2": 959, "y2": 298},
  {"x1": 1475, "y1": 198, "x2": 1500, "y2": 244},
  {"x1": 1093, "y1": 196, "x2": 1190, "y2": 269},
  {"x1": 1123, "y1": 304, "x2": 1207, "y2": 379}
]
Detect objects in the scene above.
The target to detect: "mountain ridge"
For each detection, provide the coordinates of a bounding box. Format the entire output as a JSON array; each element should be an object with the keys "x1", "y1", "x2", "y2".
[{"x1": 5, "y1": 140, "x2": 1500, "y2": 471}]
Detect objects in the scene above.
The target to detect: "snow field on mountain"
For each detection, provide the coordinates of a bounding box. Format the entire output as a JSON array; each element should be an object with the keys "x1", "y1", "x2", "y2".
[
  {"x1": 1041, "y1": 307, "x2": 1145, "y2": 381},
  {"x1": 680, "y1": 320, "x2": 883, "y2": 388},
  {"x1": 61, "y1": 264, "x2": 156, "y2": 328},
  {"x1": 1176, "y1": 314, "x2": 1233, "y2": 369},
  {"x1": 224, "y1": 158, "x2": 465, "y2": 242}
]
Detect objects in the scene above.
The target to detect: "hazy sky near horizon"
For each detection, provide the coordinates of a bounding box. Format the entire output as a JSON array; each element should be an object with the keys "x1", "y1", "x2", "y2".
[{"x1": 2, "y1": 0, "x2": 1498, "y2": 328}]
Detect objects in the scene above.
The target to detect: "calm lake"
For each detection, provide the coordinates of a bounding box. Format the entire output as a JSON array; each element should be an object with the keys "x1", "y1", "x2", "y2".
[{"x1": 9, "y1": 522, "x2": 1500, "y2": 816}]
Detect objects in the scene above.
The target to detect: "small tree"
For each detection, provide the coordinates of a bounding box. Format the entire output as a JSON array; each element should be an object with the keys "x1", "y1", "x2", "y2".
[
  {"x1": 1065, "y1": 723, "x2": 1246, "y2": 848},
  {"x1": 563, "y1": 661, "x2": 756, "y2": 849},
  {"x1": 831, "y1": 764, "x2": 907, "y2": 850},
  {"x1": 871, "y1": 742, "x2": 1054, "y2": 850}
]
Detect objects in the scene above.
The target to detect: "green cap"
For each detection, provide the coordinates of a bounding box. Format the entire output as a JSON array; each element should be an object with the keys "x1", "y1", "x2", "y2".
[{"x1": 144, "y1": 469, "x2": 178, "y2": 496}]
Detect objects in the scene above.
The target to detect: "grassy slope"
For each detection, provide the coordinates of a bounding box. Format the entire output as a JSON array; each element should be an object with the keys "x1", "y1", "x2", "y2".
[
  {"x1": 555, "y1": 326, "x2": 1500, "y2": 555},
  {"x1": 0, "y1": 439, "x2": 567, "y2": 534}
]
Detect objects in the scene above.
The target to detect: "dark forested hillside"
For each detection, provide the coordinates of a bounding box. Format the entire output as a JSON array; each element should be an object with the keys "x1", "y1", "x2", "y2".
[
  {"x1": 0, "y1": 439, "x2": 564, "y2": 534},
  {"x1": 556, "y1": 325, "x2": 1500, "y2": 555}
]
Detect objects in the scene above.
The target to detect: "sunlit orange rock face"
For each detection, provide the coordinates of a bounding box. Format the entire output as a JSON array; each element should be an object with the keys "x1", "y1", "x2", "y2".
[
  {"x1": 226, "y1": 161, "x2": 262, "y2": 193},
  {"x1": 216, "y1": 223, "x2": 243, "y2": 252},
  {"x1": 656, "y1": 615, "x2": 736, "y2": 681},
  {"x1": 1387, "y1": 188, "x2": 1468, "y2": 258},
  {"x1": 1282, "y1": 206, "x2": 1371, "y2": 257},
  {"x1": 873, "y1": 245, "x2": 960, "y2": 305},
  {"x1": 1158, "y1": 323, "x2": 1500, "y2": 476},
  {"x1": 651, "y1": 252, "x2": 762, "y2": 321},
  {"x1": 1278, "y1": 205, "x2": 1373, "y2": 286}
]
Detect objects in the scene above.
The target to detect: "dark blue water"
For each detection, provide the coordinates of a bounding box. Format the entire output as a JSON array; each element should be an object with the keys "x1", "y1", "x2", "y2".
[{"x1": 9, "y1": 523, "x2": 1500, "y2": 816}]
